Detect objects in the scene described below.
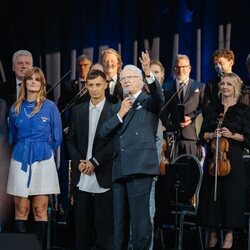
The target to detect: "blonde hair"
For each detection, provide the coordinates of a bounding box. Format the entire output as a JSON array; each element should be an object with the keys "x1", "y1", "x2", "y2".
[
  {"x1": 219, "y1": 73, "x2": 243, "y2": 101},
  {"x1": 101, "y1": 48, "x2": 123, "y2": 72},
  {"x1": 14, "y1": 67, "x2": 46, "y2": 115}
]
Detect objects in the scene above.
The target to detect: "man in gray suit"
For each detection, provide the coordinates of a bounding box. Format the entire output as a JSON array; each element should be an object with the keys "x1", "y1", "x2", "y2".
[
  {"x1": 101, "y1": 51, "x2": 164, "y2": 250},
  {"x1": 163, "y1": 54, "x2": 205, "y2": 158}
]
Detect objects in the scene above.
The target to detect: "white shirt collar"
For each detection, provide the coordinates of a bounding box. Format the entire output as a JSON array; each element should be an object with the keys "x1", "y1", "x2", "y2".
[
  {"x1": 176, "y1": 78, "x2": 189, "y2": 85},
  {"x1": 132, "y1": 90, "x2": 142, "y2": 99},
  {"x1": 89, "y1": 98, "x2": 106, "y2": 111},
  {"x1": 107, "y1": 74, "x2": 118, "y2": 83},
  {"x1": 16, "y1": 78, "x2": 22, "y2": 86},
  {"x1": 79, "y1": 77, "x2": 85, "y2": 82}
]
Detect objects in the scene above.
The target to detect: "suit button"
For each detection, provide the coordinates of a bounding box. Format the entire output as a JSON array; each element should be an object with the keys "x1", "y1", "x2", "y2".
[
  {"x1": 135, "y1": 132, "x2": 138, "y2": 135},
  {"x1": 121, "y1": 149, "x2": 124, "y2": 151},
  {"x1": 120, "y1": 136, "x2": 123, "y2": 139}
]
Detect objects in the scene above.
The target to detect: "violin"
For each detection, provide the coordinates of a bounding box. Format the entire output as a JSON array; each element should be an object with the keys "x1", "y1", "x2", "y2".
[{"x1": 209, "y1": 113, "x2": 231, "y2": 177}]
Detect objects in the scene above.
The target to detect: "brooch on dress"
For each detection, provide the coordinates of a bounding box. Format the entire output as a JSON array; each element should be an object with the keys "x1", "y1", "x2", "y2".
[{"x1": 40, "y1": 116, "x2": 49, "y2": 122}]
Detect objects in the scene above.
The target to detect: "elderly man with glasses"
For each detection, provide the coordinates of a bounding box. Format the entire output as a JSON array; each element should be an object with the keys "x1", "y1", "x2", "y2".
[{"x1": 101, "y1": 51, "x2": 164, "y2": 250}]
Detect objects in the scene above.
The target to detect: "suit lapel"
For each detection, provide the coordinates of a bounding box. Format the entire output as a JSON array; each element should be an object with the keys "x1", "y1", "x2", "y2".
[
  {"x1": 79, "y1": 103, "x2": 89, "y2": 143},
  {"x1": 183, "y1": 79, "x2": 194, "y2": 101},
  {"x1": 94, "y1": 100, "x2": 110, "y2": 141},
  {"x1": 121, "y1": 93, "x2": 146, "y2": 133},
  {"x1": 173, "y1": 80, "x2": 177, "y2": 93}
]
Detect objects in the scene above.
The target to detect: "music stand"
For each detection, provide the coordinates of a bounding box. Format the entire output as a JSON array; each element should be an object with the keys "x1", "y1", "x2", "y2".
[{"x1": 161, "y1": 155, "x2": 201, "y2": 250}]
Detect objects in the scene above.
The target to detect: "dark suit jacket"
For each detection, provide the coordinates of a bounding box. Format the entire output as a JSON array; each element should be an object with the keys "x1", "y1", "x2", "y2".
[
  {"x1": 58, "y1": 79, "x2": 90, "y2": 111},
  {"x1": 101, "y1": 80, "x2": 164, "y2": 182},
  {"x1": 242, "y1": 78, "x2": 250, "y2": 106},
  {"x1": 203, "y1": 76, "x2": 221, "y2": 110},
  {"x1": 105, "y1": 77, "x2": 123, "y2": 104},
  {"x1": 160, "y1": 90, "x2": 180, "y2": 133},
  {"x1": 66, "y1": 100, "x2": 114, "y2": 189},
  {"x1": 0, "y1": 79, "x2": 54, "y2": 109},
  {"x1": 163, "y1": 79, "x2": 205, "y2": 140}
]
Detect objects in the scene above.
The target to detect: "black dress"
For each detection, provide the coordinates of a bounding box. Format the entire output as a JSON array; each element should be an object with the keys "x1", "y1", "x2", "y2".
[{"x1": 198, "y1": 102, "x2": 250, "y2": 228}]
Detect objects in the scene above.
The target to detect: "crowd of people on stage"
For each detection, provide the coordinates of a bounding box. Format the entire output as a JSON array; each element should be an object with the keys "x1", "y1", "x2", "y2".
[{"x1": 0, "y1": 47, "x2": 250, "y2": 250}]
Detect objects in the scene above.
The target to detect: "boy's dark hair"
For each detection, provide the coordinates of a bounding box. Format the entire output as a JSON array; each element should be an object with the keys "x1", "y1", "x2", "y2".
[{"x1": 87, "y1": 69, "x2": 107, "y2": 81}]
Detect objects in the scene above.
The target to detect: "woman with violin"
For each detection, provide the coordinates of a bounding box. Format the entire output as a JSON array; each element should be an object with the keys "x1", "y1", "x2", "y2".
[{"x1": 198, "y1": 73, "x2": 250, "y2": 249}]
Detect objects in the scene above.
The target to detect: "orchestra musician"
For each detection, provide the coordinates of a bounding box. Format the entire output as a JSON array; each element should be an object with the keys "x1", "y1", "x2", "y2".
[
  {"x1": 198, "y1": 73, "x2": 250, "y2": 249},
  {"x1": 163, "y1": 54, "x2": 205, "y2": 159}
]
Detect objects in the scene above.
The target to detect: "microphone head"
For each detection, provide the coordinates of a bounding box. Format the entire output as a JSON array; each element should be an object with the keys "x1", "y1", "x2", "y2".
[
  {"x1": 215, "y1": 63, "x2": 224, "y2": 77},
  {"x1": 123, "y1": 87, "x2": 130, "y2": 98}
]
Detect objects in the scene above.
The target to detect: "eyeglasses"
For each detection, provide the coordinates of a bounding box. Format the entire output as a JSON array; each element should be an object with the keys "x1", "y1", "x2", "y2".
[
  {"x1": 120, "y1": 75, "x2": 141, "y2": 83},
  {"x1": 174, "y1": 65, "x2": 190, "y2": 70}
]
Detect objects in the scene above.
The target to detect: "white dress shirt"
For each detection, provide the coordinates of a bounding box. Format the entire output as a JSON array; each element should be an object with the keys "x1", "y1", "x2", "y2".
[
  {"x1": 77, "y1": 98, "x2": 110, "y2": 193},
  {"x1": 108, "y1": 74, "x2": 118, "y2": 95},
  {"x1": 176, "y1": 78, "x2": 189, "y2": 99}
]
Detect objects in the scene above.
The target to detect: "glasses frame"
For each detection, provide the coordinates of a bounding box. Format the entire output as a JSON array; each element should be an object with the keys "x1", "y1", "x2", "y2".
[{"x1": 174, "y1": 65, "x2": 190, "y2": 70}]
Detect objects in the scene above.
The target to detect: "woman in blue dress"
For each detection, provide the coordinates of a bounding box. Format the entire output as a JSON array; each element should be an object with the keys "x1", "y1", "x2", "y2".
[{"x1": 6, "y1": 67, "x2": 62, "y2": 248}]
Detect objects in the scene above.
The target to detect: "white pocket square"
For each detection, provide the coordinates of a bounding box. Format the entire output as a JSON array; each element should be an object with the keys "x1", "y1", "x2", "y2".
[
  {"x1": 195, "y1": 89, "x2": 200, "y2": 93},
  {"x1": 136, "y1": 105, "x2": 142, "y2": 110}
]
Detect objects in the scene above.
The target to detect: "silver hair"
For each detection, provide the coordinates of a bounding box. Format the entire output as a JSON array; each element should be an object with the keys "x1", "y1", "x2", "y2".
[
  {"x1": 76, "y1": 54, "x2": 92, "y2": 64},
  {"x1": 12, "y1": 50, "x2": 33, "y2": 64},
  {"x1": 121, "y1": 64, "x2": 142, "y2": 76},
  {"x1": 120, "y1": 65, "x2": 144, "y2": 87},
  {"x1": 174, "y1": 54, "x2": 190, "y2": 65}
]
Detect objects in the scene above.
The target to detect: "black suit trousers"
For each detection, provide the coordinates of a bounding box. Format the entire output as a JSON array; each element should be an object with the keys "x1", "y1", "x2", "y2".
[
  {"x1": 73, "y1": 188, "x2": 113, "y2": 250},
  {"x1": 113, "y1": 176, "x2": 153, "y2": 250}
]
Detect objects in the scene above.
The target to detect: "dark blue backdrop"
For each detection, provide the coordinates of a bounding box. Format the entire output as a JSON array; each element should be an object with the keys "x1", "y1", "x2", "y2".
[{"x1": 0, "y1": 0, "x2": 249, "y2": 84}]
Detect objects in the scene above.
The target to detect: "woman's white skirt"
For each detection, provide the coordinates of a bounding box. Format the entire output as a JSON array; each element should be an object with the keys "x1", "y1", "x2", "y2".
[{"x1": 7, "y1": 155, "x2": 60, "y2": 197}]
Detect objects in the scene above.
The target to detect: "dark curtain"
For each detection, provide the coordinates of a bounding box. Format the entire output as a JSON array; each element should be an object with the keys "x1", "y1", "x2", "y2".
[{"x1": 0, "y1": 0, "x2": 249, "y2": 85}]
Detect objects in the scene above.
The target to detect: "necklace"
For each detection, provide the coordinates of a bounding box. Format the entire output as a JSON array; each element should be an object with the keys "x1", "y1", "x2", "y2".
[
  {"x1": 24, "y1": 107, "x2": 35, "y2": 118},
  {"x1": 23, "y1": 99, "x2": 36, "y2": 118}
]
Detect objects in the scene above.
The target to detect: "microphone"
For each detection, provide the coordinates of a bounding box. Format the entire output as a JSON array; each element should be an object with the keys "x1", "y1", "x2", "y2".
[
  {"x1": 215, "y1": 63, "x2": 224, "y2": 77},
  {"x1": 123, "y1": 87, "x2": 130, "y2": 99},
  {"x1": 123, "y1": 87, "x2": 136, "y2": 104},
  {"x1": 46, "y1": 70, "x2": 71, "y2": 95}
]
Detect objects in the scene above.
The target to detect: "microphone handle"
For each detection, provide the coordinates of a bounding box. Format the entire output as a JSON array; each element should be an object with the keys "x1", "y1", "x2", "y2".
[{"x1": 46, "y1": 70, "x2": 71, "y2": 95}]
